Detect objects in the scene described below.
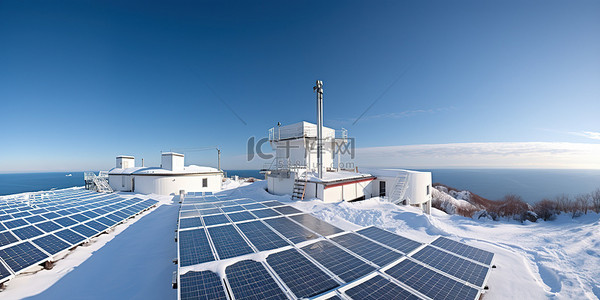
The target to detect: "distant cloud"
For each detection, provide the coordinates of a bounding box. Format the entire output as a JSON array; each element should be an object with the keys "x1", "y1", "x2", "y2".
[
  {"x1": 569, "y1": 131, "x2": 600, "y2": 141},
  {"x1": 354, "y1": 142, "x2": 600, "y2": 169}
]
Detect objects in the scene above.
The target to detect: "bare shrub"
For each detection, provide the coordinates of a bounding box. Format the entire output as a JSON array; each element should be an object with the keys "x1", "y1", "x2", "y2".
[
  {"x1": 456, "y1": 205, "x2": 478, "y2": 218},
  {"x1": 533, "y1": 199, "x2": 558, "y2": 221},
  {"x1": 592, "y1": 188, "x2": 600, "y2": 213},
  {"x1": 489, "y1": 194, "x2": 531, "y2": 222},
  {"x1": 555, "y1": 194, "x2": 571, "y2": 214},
  {"x1": 575, "y1": 193, "x2": 590, "y2": 216}
]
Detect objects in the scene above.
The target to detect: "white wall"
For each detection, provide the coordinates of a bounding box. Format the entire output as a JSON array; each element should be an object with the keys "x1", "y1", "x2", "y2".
[
  {"x1": 267, "y1": 174, "x2": 295, "y2": 195},
  {"x1": 133, "y1": 174, "x2": 222, "y2": 195},
  {"x1": 116, "y1": 157, "x2": 135, "y2": 169},
  {"x1": 161, "y1": 153, "x2": 184, "y2": 171},
  {"x1": 109, "y1": 174, "x2": 133, "y2": 192}
]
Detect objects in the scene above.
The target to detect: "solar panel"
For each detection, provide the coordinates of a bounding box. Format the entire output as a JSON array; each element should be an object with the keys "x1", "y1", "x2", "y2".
[
  {"x1": 0, "y1": 261, "x2": 11, "y2": 281},
  {"x1": 385, "y1": 259, "x2": 479, "y2": 300},
  {"x1": 301, "y1": 240, "x2": 376, "y2": 283},
  {"x1": 32, "y1": 234, "x2": 70, "y2": 255},
  {"x1": 227, "y1": 211, "x2": 256, "y2": 222},
  {"x1": 236, "y1": 220, "x2": 289, "y2": 251},
  {"x1": 266, "y1": 248, "x2": 339, "y2": 298},
  {"x1": 179, "y1": 217, "x2": 203, "y2": 229},
  {"x1": 263, "y1": 217, "x2": 318, "y2": 244},
  {"x1": 250, "y1": 208, "x2": 281, "y2": 218},
  {"x1": 202, "y1": 214, "x2": 230, "y2": 226},
  {"x1": 0, "y1": 242, "x2": 48, "y2": 272},
  {"x1": 84, "y1": 220, "x2": 108, "y2": 232},
  {"x1": 54, "y1": 217, "x2": 77, "y2": 227},
  {"x1": 260, "y1": 201, "x2": 284, "y2": 207},
  {"x1": 69, "y1": 214, "x2": 89, "y2": 222},
  {"x1": 207, "y1": 225, "x2": 253, "y2": 259},
  {"x1": 12, "y1": 225, "x2": 44, "y2": 240},
  {"x1": 41, "y1": 212, "x2": 60, "y2": 219},
  {"x1": 411, "y1": 245, "x2": 489, "y2": 287},
  {"x1": 71, "y1": 224, "x2": 98, "y2": 237},
  {"x1": 4, "y1": 219, "x2": 28, "y2": 229},
  {"x1": 220, "y1": 205, "x2": 244, "y2": 213},
  {"x1": 331, "y1": 233, "x2": 403, "y2": 267},
  {"x1": 235, "y1": 199, "x2": 256, "y2": 205},
  {"x1": 243, "y1": 203, "x2": 266, "y2": 210},
  {"x1": 199, "y1": 208, "x2": 221, "y2": 216},
  {"x1": 178, "y1": 229, "x2": 215, "y2": 267},
  {"x1": 36, "y1": 221, "x2": 63, "y2": 233},
  {"x1": 289, "y1": 214, "x2": 343, "y2": 236},
  {"x1": 54, "y1": 229, "x2": 86, "y2": 245},
  {"x1": 431, "y1": 237, "x2": 494, "y2": 265},
  {"x1": 225, "y1": 260, "x2": 287, "y2": 300},
  {"x1": 357, "y1": 227, "x2": 421, "y2": 254},
  {"x1": 344, "y1": 275, "x2": 420, "y2": 300},
  {"x1": 24, "y1": 215, "x2": 45, "y2": 224},
  {"x1": 96, "y1": 216, "x2": 117, "y2": 227},
  {"x1": 273, "y1": 206, "x2": 302, "y2": 215},
  {"x1": 0, "y1": 231, "x2": 19, "y2": 247},
  {"x1": 179, "y1": 270, "x2": 227, "y2": 300}
]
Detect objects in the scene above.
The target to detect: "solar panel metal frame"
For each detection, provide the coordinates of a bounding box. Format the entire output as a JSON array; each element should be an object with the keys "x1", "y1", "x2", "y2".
[
  {"x1": 430, "y1": 236, "x2": 495, "y2": 266},
  {"x1": 224, "y1": 259, "x2": 289, "y2": 300},
  {"x1": 356, "y1": 226, "x2": 422, "y2": 254},
  {"x1": 338, "y1": 272, "x2": 423, "y2": 300},
  {"x1": 330, "y1": 232, "x2": 404, "y2": 268}
]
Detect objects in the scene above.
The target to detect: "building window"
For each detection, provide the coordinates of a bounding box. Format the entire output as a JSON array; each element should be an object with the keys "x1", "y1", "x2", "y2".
[
  {"x1": 202, "y1": 178, "x2": 208, "y2": 187},
  {"x1": 379, "y1": 181, "x2": 386, "y2": 197}
]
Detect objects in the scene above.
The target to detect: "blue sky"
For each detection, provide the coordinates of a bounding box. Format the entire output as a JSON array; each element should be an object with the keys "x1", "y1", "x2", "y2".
[{"x1": 1, "y1": 0, "x2": 599, "y2": 172}]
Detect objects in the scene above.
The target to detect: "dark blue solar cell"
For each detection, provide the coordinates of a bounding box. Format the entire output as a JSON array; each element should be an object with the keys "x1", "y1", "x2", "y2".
[
  {"x1": 105, "y1": 213, "x2": 125, "y2": 223},
  {"x1": 236, "y1": 221, "x2": 289, "y2": 251},
  {"x1": 242, "y1": 203, "x2": 266, "y2": 210},
  {"x1": 267, "y1": 248, "x2": 339, "y2": 298},
  {"x1": 273, "y1": 206, "x2": 302, "y2": 215},
  {"x1": 220, "y1": 205, "x2": 244, "y2": 213},
  {"x1": 179, "y1": 217, "x2": 203, "y2": 229},
  {"x1": 0, "y1": 242, "x2": 48, "y2": 272},
  {"x1": 203, "y1": 214, "x2": 230, "y2": 226},
  {"x1": 385, "y1": 259, "x2": 479, "y2": 300},
  {"x1": 227, "y1": 211, "x2": 256, "y2": 222},
  {"x1": 412, "y1": 246, "x2": 490, "y2": 287},
  {"x1": 4, "y1": 219, "x2": 28, "y2": 229},
  {"x1": 345, "y1": 275, "x2": 419, "y2": 300},
  {"x1": 264, "y1": 217, "x2": 318, "y2": 244},
  {"x1": 54, "y1": 217, "x2": 77, "y2": 227},
  {"x1": 29, "y1": 208, "x2": 48, "y2": 215},
  {"x1": 24, "y1": 215, "x2": 46, "y2": 224},
  {"x1": 54, "y1": 210, "x2": 71, "y2": 216},
  {"x1": 96, "y1": 216, "x2": 117, "y2": 227},
  {"x1": 35, "y1": 221, "x2": 63, "y2": 233},
  {"x1": 194, "y1": 203, "x2": 215, "y2": 210},
  {"x1": 431, "y1": 237, "x2": 494, "y2": 265},
  {"x1": 71, "y1": 224, "x2": 98, "y2": 237},
  {"x1": 289, "y1": 214, "x2": 343, "y2": 236},
  {"x1": 357, "y1": 227, "x2": 422, "y2": 254},
  {"x1": 250, "y1": 208, "x2": 280, "y2": 218},
  {"x1": 178, "y1": 229, "x2": 215, "y2": 267},
  {"x1": 0, "y1": 215, "x2": 12, "y2": 221},
  {"x1": 0, "y1": 231, "x2": 19, "y2": 247},
  {"x1": 226, "y1": 260, "x2": 287, "y2": 300},
  {"x1": 301, "y1": 240, "x2": 376, "y2": 283},
  {"x1": 69, "y1": 214, "x2": 89, "y2": 222},
  {"x1": 12, "y1": 225, "x2": 44, "y2": 240},
  {"x1": 260, "y1": 201, "x2": 285, "y2": 207},
  {"x1": 207, "y1": 225, "x2": 253, "y2": 259},
  {"x1": 331, "y1": 233, "x2": 402, "y2": 267},
  {"x1": 32, "y1": 234, "x2": 70, "y2": 255},
  {"x1": 84, "y1": 220, "x2": 108, "y2": 232},
  {"x1": 41, "y1": 212, "x2": 60, "y2": 219},
  {"x1": 55, "y1": 229, "x2": 86, "y2": 245},
  {"x1": 179, "y1": 270, "x2": 227, "y2": 300},
  {"x1": 113, "y1": 210, "x2": 130, "y2": 219}
]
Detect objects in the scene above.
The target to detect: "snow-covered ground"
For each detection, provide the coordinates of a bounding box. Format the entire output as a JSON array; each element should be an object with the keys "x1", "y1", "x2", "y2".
[{"x1": 2, "y1": 181, "x2": 598, "y2": 299}]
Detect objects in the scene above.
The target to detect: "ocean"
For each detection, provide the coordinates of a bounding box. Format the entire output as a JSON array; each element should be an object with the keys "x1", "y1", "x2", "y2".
[{"x1": 1, "y1": 169, "x2": 598, "y2": 204}]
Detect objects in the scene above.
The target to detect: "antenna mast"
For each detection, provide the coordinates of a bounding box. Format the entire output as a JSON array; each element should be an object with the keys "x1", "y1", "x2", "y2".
[{"x1": 313, "y1": 80, "x2": 324, "y2": 179}]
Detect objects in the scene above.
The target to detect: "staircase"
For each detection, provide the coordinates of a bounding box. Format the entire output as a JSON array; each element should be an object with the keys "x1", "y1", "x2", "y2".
[
  {"x1": 93, "y1": 177, "x2": 113, "y2": 193},
  {"x1": 291, "y1": 178, "x2": 308, "y2": 200},
  {"x1": 389, "y1": 172, "x2": 409, "y2": 205}
]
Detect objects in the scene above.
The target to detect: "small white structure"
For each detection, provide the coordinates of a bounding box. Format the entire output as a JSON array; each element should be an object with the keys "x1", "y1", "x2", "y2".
[
  {"x1": 108, "y1": 152, "x2": 223, "y2": 195},
  {"x1": 365, "y1": 169, "x2": 433, "y2": 214}
]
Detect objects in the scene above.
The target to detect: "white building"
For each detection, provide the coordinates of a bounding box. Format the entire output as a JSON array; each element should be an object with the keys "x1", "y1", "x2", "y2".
[
  {"x1": 108, "y1": 152, "x2": 223, "y2": 195},
  {"x1": 264, "y1": 121, "x2": 433, "y2": 213}
]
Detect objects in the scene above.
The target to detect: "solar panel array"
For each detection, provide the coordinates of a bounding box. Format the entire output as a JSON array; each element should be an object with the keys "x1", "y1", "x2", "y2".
[
  {"x1": 0, "y1": 188, "x2": 158, "y2": 283},
  {"x1": 176, "y1": 193, "x2": 495, "y2": 300}
]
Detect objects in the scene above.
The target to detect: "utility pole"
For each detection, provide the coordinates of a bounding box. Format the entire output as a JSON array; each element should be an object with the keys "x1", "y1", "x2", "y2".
[
  {"x1": 313, "y1": 80, "x2": 324, "y2": 179},
  {"x1": 216, "y1": 147, "x2": 221, "y2": 171}
]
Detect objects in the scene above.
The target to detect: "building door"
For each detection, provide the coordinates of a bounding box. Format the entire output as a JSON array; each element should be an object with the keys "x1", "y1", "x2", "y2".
[
  {"x1": 132, "y1": 177, "x2": 135, "y2": 192},
  {"x1": 379, "y1": 181, "x2": 386, "y2": 197}
]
